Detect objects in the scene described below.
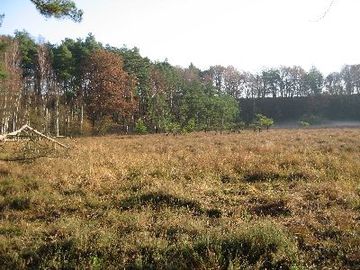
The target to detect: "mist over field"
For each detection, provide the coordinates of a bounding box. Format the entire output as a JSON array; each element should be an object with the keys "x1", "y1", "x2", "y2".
[{"x1": 274, "y1": 120, "x2": 360, "y2": 129}]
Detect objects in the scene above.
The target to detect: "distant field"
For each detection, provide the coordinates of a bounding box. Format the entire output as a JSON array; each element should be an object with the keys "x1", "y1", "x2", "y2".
[{"x1": 0, "y1": 129, "x2": 359, "y2": 269}]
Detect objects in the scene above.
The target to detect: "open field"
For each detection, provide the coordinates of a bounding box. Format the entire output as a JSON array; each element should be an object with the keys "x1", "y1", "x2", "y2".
[{"x1": 0, "y1": 129, "x2": 359, "y2": 269}]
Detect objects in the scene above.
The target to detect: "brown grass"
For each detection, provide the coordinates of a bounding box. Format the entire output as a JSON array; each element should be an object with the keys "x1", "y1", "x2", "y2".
[{"x1": 0, "y1": 128, "x2": 359, "y2": 269}]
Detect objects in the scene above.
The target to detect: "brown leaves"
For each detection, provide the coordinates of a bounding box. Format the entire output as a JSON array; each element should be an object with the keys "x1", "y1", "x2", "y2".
[{"x1": 84, "y1": 49, "x2": 137, "y2": 125}]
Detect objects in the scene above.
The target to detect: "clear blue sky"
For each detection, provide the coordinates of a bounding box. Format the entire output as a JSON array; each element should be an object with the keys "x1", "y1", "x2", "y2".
[{"x1": 1, "y1": 0, "x2": 360, "y2": 75}]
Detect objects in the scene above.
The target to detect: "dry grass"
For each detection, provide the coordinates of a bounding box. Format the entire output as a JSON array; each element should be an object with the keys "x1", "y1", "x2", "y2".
[{"x1": 0, "y1": 128, "x2": 359, "y2": 269}]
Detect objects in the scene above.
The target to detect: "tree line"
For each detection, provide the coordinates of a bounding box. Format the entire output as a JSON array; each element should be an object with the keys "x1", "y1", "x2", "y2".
[
  {"x1": 240, "y1": 95, "x2": 360, "y2": 124},
  {"x1": 0, "y1": 32, "x2": 359, "y2": 136}
]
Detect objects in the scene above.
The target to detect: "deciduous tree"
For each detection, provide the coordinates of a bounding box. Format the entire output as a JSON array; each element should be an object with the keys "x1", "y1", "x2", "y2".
[{"x1": 83, "y1": 49, "x2": 137, "y2": 131}]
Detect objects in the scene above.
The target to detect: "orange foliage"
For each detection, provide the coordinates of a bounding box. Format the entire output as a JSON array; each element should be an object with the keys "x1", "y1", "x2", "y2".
[{"x1": 84, "y1": 49, "x2": 137, "y2": 126}]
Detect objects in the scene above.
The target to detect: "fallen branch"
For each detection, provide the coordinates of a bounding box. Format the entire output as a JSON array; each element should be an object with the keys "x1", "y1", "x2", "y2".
[{"x1": 0, "y1": 125, "x2": 68, "y2": 148}]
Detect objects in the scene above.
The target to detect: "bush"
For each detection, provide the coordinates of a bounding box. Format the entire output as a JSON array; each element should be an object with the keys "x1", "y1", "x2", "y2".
[
  {"x1": 298, "y1": 120, "x2": 310, "y2": 128},
  {"x1": 135, "y1": 119, "x2": 148, "y2": 134},
  {"x1": 93, "y1": 116, "x2": 114, "y2": 135},
  {"x1": 165, "y1": 122, "x2": 181, "y2": 134},
  {"x1": 300, "y1": 114, "x2": 323, "y2": 125},
  {"x1": 255, "y1": 114, "x2": 274, "y2": 130},
  {"x1": 183, "y1": 119, "x2": 196, "y2": 133}
]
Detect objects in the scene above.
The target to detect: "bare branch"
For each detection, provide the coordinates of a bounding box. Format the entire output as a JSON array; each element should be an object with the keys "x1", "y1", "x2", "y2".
[
  {"x1": 0, "y1": 125, "x2": 68, "y2": 148},
  {"x1": 311, "y1": 0, "x2": 336, "y2": 22}
]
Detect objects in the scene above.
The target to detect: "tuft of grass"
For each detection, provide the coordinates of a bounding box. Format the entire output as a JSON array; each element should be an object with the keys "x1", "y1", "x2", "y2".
[
  {"x1": 126, "y1": 221, "x2": 299, "y2": 269},
  {"x1": 8, "y1": 196, "x2": 31, "y2": 210},
  {"x1": 0, "y1": 195, "x2": 31, "y2": 211},
  {"x1": 0, "y1": 167, "x2": 10, "y2": 176}
]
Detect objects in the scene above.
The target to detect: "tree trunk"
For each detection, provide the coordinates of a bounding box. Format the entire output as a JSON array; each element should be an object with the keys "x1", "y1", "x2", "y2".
[
  {"x1": 80, "y1": 104, "x2": 84, "y2": 134},
  {"x1": 55, "y1": 96, "x2": 60, "y2": 137}
]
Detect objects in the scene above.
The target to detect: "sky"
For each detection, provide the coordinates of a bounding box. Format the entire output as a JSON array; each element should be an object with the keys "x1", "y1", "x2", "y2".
[{"x1": 1, "y1": 0, "x2": 360, "y2": 75}]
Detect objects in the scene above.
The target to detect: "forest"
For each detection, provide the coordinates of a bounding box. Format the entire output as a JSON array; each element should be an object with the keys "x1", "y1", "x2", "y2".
[{"x1": 1, "y1": 32, "x2": 360, "y2": 136}]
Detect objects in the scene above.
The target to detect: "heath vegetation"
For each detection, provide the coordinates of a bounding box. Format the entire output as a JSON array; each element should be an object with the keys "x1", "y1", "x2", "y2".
[{"x1": 0, "y1": 128, "x2": 359, "y2": 269}]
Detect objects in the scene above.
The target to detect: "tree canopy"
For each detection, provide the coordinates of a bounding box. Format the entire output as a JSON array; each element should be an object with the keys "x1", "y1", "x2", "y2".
[{"x1": 30, "y1": 0, "x2": 83, "y2": 22}]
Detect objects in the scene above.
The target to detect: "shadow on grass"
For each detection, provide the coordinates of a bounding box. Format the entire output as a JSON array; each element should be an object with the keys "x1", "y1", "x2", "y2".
[
  {"x1": 242, "y1": 171, "x2": 310, "y2": 183},
  {"x1": 0, "y1": 167, "x2": 10, "y2": 176},
  {"x1": 243, "y1": 172, "x2": 282, "y2": 182},
  {"x1": 119, "y1": 191, "x2": 222, "y2": 218},
  {"x1": 251, "y1": 199, "x2": 291, "y2": 217},
  {"x1": 0, "y1": 196, "x2": 31, "y2": 211}
]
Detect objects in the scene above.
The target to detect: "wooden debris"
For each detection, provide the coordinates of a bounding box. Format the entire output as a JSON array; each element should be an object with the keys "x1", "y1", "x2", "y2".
[{"x1": 0, "y1": 125, "x2": 68, "y2": 148}]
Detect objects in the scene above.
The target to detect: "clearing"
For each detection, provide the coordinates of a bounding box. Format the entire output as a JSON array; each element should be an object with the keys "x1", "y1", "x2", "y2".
[{"x1": 0, "y1": 129, "x2": 359, "y2": 269}]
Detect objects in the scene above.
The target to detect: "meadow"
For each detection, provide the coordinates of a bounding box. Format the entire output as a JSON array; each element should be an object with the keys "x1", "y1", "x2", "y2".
[{"x1": 0, "y1": 129, "x2": 359, "y2": 269}]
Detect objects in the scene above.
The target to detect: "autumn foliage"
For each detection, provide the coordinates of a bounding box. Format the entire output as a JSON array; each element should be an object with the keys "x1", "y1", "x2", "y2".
[{"x1": 84, "y1": 49, "x2": 137, "y2": 129}]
